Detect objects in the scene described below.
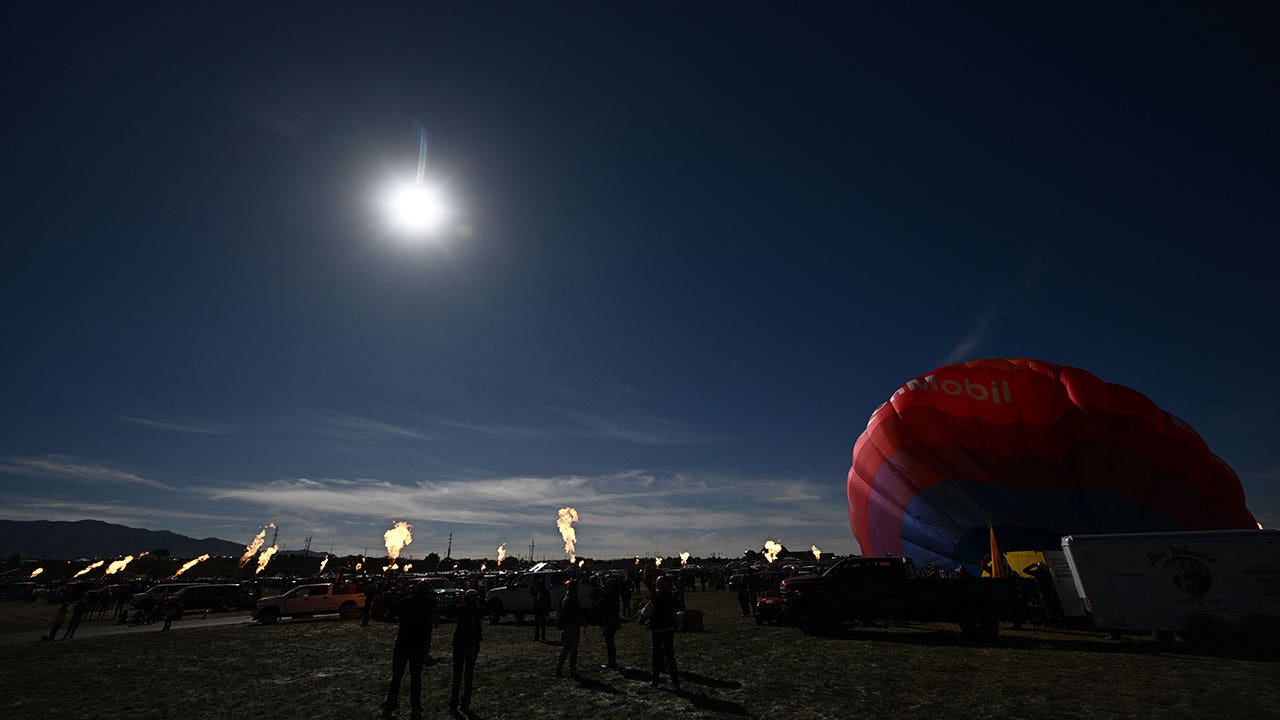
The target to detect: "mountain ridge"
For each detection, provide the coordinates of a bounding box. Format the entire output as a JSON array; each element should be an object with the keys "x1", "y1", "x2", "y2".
[{"x1": 0, "y1": 519, "x2": 245, "y2": 558}]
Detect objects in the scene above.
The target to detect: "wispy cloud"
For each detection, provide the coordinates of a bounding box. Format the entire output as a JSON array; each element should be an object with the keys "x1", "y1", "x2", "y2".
[
  {"x1": 547, "y1": 407, "x2": 729, "y2": 445},
  {"x1": 0, "y1": 456, "x2": 172, "y2": 490},
  {"x1": 303, "y1": 411, "x2": 433, "y2": 442},
  {"x1": 421, "y1": 416, "x2": 550, "y2": 439},
  {"x1": 940, "y1": 259, "x2": 1043, "y2": 365},
  {"x1": 943, "y1": 311, "x2": 993, "y2": 364},
  {"x1": 117, "y1": 415, "x2": 237, "y2": 435}
]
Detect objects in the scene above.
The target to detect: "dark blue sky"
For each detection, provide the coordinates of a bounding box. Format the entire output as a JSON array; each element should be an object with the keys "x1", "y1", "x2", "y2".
[{"x1": 2, "y1": 3, "x2": 1276, "y2": 559}]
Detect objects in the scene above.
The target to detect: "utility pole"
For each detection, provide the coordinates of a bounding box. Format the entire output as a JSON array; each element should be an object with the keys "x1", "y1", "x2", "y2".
[
  {"x1": 303, "y1": 536, "x2": 312, "y2": 556},
  {"x1": 446, "y1": 533, "x2": 452, "y2": 560},
  {"x1": 530, "y1": 539, "x2": 535, "y2": 563}
]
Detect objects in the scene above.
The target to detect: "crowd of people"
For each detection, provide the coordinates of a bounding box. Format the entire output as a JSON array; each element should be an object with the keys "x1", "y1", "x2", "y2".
[{"x1": 379, "y1": 565, "x2": 699, "y2": 720}]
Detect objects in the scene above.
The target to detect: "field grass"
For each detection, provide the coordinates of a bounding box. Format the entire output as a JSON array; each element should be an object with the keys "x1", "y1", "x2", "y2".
[
  {"x1": 1, "y1": 591, "x2": 1277, "y2": 720},
  {"x1": 0, "y1": 602, "x2": 66, "y2": 634}
]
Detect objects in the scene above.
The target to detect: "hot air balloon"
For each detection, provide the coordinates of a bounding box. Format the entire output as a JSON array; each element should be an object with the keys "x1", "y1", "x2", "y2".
[{"x1": 848, "y1": 359, "x2": 1257, "y2": 571}]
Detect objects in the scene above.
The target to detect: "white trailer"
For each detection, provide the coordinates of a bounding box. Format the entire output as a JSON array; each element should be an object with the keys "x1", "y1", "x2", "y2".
[{"x1": 1061, "y1": 529, "x2": 1280, "y2": 654}]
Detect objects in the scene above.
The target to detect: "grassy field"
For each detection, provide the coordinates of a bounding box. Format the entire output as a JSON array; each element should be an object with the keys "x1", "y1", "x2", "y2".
[{"x1": 1, "y1": 591, "x2": 1277, "y2": 720}]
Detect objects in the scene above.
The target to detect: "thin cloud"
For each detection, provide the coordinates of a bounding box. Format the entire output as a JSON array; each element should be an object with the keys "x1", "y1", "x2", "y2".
[
  {"x1": 547, "y1": 407, "x2": 729, "y2": 445},
  {"x1": 421, "y1": 416, "x2": 550, "y2": 439},
  {"x1": 304, "y1": 411, "x2": 433, "y2": 442},
  {"x1": 940, "y1": 259, "x2": 1043, "y2": 365},
  {"x1": 117, "y1": 415, "x2": 237, "y2": 435},
  {"x1": 0, "y1": 455, "x2": 172, "y2": 490},
  {"x1": 943, "y1": 311, "x2": 993, "y2": 364}
]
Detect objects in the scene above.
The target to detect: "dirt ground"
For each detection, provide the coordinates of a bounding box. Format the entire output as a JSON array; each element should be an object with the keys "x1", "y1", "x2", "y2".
[{"x1": 1, "y1": 591, "x2": 1277, "y2": 720}]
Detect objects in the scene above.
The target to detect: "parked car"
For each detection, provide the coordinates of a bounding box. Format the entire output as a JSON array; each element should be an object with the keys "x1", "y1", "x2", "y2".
[
  {"x1": 485, "y1": 569, "x2": 594, "y2": 624},
  {"x1": 131, "y1": 583, "x2": 201, "y2": 606},
  {"x1": 1, "y1": 582, "x2": 40, "y2": 601},
  {"x1": 171, "y1": 583, "x2": 247, "y2": 615},
  {"x1": 372, "y1": 578, "x2": 464, "y2": 622},
  {"x1": 754, "y1": 590, "x2": 788, "y2": 626}
]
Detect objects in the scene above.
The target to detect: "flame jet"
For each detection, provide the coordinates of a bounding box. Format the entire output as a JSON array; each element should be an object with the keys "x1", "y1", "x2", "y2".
[
  {"x1": 556, "y1": 507, "x2": 579, "y2": 562},
  {"x1": 496, "y1": 544, "x2": 506, "y2": 567},
  {"x1": 811, "y1": 545, "x2": 822, "y2": 562},
  {"x1": 173, "y1": 554, "x2": 210, "y2": 578},
  {"x1": 679, "y1": 552, "x2": 691, "y2": 566},
  {"x1": 240, "y1": 524, "x2": 275, "y2": 568},
  {"x1": 73, "y1": 560, "x2": 105, "y2": 578},
  {"x1": 256, "y1": 546, "x2": 279, "y2": 574},
  {"x1": 105, "y1": 554, "x2": 136, "y2": 575},
  {"x1": 763, "y1": 540, "x2": 783, "y2": 563},
  {"x1": 384, "y1": 521, "x2": 413, "y2": 561}
]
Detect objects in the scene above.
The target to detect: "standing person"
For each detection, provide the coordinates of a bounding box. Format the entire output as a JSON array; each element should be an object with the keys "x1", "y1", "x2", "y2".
[
  {"x1": 45, "y1": 602, "x2": 68, "y2": 641},
  {"x1": 362, "y1": 581, "x2": 377, "y2": 627},
  {"x1": 532, "y1": 578, "x2": 551, "y2": 642},
  {"x1": 619, "y1": 575, "x2": 633, "y2": 619},
  {"x1": 62, "y1": 598, "x2": 88, "y2": 640},
  {"x1": 555, "y1": 579, "x2": 582, "y2": 678},
  {"x1": 382, "y1": 583, "x2": 438, "y2": 720},
  {"x1": 648, "y1": 576, "x2": 680, "y2": 690},
  {"x1": 736, "y1": 577, "x2": 752, "y2": 618},
  {"x1": 449, "y1": 589, "x2": 484, "y2": 717},
  {"x1": 161, "y1": 596, "x2": 182, "y2": 632},
  {"x1": 422, "y1": 585, "x2": 440, "y2": 667},
  {"x1": 597, "y1": 577, "x2": 621, "y2": 670}
]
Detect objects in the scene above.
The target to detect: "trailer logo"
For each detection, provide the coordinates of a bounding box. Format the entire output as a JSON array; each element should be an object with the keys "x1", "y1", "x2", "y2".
[{"x1": 1163, "y1": 557, "x2": 1214, "y2": 601}]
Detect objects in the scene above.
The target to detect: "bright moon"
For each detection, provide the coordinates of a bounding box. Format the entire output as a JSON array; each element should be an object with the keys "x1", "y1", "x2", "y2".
[{"x1": 384, "y1": 181, "x2": 447, "y2": 234}]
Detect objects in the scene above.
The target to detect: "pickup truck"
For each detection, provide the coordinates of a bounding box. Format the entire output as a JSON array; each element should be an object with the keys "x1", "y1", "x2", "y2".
[
  {"x1": 252, "y1": 583, "x2": 364, "y2": 625},
  {"x1": 781, "y1": 557, "x2": 1023, "y2": 640}
]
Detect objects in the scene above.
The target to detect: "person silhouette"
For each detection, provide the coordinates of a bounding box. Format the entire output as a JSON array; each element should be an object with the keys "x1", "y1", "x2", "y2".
[
  {"x1": 648, "y1": 576, "x2": 680, "y2": 690},
  {"x1": 450, "y1": 589, "x2": 484, "y2": 716},
  {"x1": 556, "y1": 579, "x2": 582, "y2": 678},
  {"x1": 382, "y1": 582, "x2": 438, "y2": 720}
]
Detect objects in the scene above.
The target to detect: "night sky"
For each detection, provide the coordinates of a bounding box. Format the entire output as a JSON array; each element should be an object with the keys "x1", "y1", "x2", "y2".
[{"x1": 2, "y1": 3, "x2": 1277, "y2": 560}]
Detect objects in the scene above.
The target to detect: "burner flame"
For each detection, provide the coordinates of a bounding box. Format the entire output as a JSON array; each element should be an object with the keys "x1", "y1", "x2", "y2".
[
  {"x1": 173, "y1": 554, "x2": 210, "y2": 578},
  {"x1": 384, "y1": 521, "x2": 413, "y2": 561},
  {"x1": 763, "y1": 540, "x2": 783, "y2": 563},
  {"x1": 556, "y1": 507, "x2": 579, "y2": 562}
]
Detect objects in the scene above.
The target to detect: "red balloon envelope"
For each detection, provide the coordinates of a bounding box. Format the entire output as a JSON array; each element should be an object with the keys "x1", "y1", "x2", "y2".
[{"x1": 848, "y1": 359, "x2": 1257, "y2": 570}]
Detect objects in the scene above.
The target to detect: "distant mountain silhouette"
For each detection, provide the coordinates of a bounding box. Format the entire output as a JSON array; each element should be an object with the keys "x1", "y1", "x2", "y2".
[{"x1": 0, "y1": 519, "x2": 244, "y2": 559}]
